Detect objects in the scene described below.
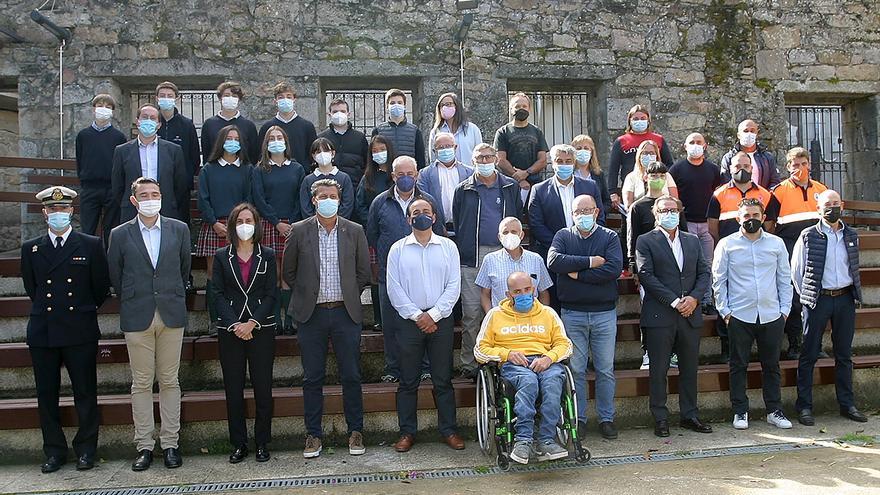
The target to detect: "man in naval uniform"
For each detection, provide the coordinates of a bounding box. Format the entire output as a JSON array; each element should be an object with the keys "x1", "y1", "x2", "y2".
[{"x1": 20, "y1": 186, "x2": 111, "y2": 473}]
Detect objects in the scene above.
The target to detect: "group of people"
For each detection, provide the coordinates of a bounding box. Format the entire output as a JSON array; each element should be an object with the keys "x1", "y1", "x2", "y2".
[{"x1": 20, "y1": 84, "x2": 868, "y2": 474}]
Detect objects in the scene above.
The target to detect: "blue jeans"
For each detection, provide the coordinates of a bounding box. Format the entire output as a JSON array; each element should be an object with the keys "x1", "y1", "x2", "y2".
[
  {"x1": 561, "y1": 308, "x2": 617, "y2": 423},
  {"x1": 500, "y1": 359, "x2": 565, "y2": 442}
]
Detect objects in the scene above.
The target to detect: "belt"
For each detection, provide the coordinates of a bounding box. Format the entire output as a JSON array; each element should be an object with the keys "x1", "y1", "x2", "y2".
[
  {"x1": 820, "y1": 286, "x2": 851, "y2": 297},
  {"x1": 316, "y1": 301, "x2": 345, "y2": 309}
]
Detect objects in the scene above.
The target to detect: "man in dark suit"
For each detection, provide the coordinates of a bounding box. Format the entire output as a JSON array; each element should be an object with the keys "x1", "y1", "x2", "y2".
[
  {"x1": 110, "y1": 103, "x2": 189, "y2": 225},
  {"x1": 21, "y1": 186, "x2": 111, "y2": 473},
  {"x1": 528, "y1": 143, "x2": 605, "y2": 311},
  {"x1": 282, "y1": 178, "x2": 371, "y2": 459},
  {"x1": 107, "y1": 177, "x2": 191, "y2": 471},
  {"x1": 635, "y1": 195, "x2": 712, "y2": 438}
]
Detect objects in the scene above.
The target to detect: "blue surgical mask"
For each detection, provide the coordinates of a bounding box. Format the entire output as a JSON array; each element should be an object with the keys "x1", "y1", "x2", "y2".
[
  {"x1": 659, "y1": 211, "x2": 680, "y2": 230},
  {"x1": 157, "y1": 98, "x2": 175, "y2": 111},
  {"x1": 315, "y1": 198, "x2": 339, "y2": 218},
  {"x1": 372, "y1": 151, "x2": 388, "y2": 165},
  {"x1": 437, "y1": 147, "x2": 456, "y2": 163},
  {"x1": 396, "y1": 175, "x2": 416, "y2": 193},
  {"x1": 388, "y1": 103, "x2": 405, "y2": 119},
  {"x1": 575, "y1": 149, "x2": 592, "y2": 164},
  {"x1": 631, "y1": 119, "x2": 649, "y2": 133},
  {"x1": 47, "y1": 211, "x2": 71, "y2": 231},
  {"x1": 277, "y1": 98, "x2": 294, "y2": 114},
  {"x1": 477, "y1": 164, "x2": 495, "y2": 177},
  {"x1": 223, "y1": 139, "x2": 241, "y2": 154},
  {"x1": 555, "y1": 164, "x2": 574, "y2": 180},
  {"x1": 138, "y1": 119, "x2": 158, "y2": 137},
  {"x1": 640, "y1": 154, "x2": 656, "y2": 168},
  {"x1": 267, "y1": 141, "x2": 286, "y2": 154},
  {"x1": 411, "y1": 213, "x2": 433, "y2": 231},
  {"x1": 576, "y1": 214, "x2": 595, "y2": 232},
  {"x1": 512, "y1": 292, "x2": 535, "y2": 312}
]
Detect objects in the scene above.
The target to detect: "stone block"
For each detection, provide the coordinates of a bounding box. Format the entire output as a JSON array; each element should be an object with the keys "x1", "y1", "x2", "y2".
[
  {"x1": 817, "y1": 50, "x2": 851, "y2": 65},
  {"x1": 586, "y1": 48, "x2": 615, "y2": 65},
  {"x1": 612, "y1": 29, "x2": 644, "y2": 51},
  {"x1": 352, "y1": 42, "x2": 378, "y2": 59},
  {"x1": 836, "y1": 64, "x2": 880, "y2": 81},
  {"x1": 788, "y1": 49, "x2": 817, "y2": 65},
  {"x1": 761, "y1": 25, "x2": 801, "y2": 50},
  {"x1": 755, "y1": 50, "x2": 789, "y2": 80},
  {"x1": 664, "y1": 68, "x2": 705, "y2": 86},
  {"x1": 552, "y1": 33, "x2": 577, "y2": 49}
]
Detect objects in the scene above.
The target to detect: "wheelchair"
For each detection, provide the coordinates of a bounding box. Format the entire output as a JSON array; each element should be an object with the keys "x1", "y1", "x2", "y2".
[{"x1": 475, "y1": 360, "x2": 591, "y2": 470}]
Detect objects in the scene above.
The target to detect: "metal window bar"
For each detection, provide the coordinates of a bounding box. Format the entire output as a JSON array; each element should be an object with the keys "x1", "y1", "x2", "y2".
[
  {"x1": 130, "y1": 90, "x2": 219, "y2": 139},
  {"x1": 508, "y1": 90, "x2": 596, "y2": 181},
  {"x1": 324, "y1": 89, "x2": 414, "y2": 137},
  {"x1": 785, "y1": 105, "x2": 847, "y2": 193}
]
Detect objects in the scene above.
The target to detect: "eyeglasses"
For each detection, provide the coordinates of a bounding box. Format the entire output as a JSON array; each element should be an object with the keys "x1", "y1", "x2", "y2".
[
  {"x1": 573, "y1": 208, "x2": 596, "y2": 216},
  {"x1": 657, "y1": 208, "x2": 680, "y2": 214},
  {"x1": 435, "y1": 144, "x2": 455, "y2": 150},
  {"x1": 475, "y1": 155, "x2": 497, "y2": 163}
]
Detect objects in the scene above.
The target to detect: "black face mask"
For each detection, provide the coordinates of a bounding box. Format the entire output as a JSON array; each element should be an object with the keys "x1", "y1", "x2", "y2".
[
  {"x1": 513, "y1": 109, "x2": 529, "y2": 121},
  {"x1": 733, "y1": 169, "x2": 752, "y2": 184},
  {"x1": 823, "y1": 206, "x2": 842, "y2": 224},
  {"x1": 742, "y1": 218, "x2": 762, "y2": 234}
]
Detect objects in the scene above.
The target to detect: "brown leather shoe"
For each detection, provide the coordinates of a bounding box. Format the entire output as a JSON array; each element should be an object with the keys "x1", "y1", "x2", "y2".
[
  {"x1": 394, "y1": 434, "x2": 415, "y2": 453},
  {"x1": 443, "y1": 433, "x2": 465, "y2": 450}
]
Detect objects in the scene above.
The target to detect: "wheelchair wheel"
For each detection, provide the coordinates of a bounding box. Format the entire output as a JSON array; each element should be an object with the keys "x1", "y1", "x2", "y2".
[{"x1": 476, "y1": 367, "x2": 496, "y2": 455}]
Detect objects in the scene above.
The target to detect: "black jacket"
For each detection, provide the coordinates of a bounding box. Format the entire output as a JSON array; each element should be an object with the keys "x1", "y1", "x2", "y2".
[
  {"x1": 317, "y1": 124, "x2": 369, "y2": 186},
  {"x1": 21, "y1": 231, "x2": 111, "y2": 347},
  {"x1": 211, "y1": 244, "x2": 277, "y2": 331}
]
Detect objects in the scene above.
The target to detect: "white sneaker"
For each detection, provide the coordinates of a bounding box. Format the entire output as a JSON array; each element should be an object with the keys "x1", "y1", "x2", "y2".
[
  {"x1": 767, "y1": 410, "x2": 793, "y2": 429},
  {"x1": 640, "y1": 352, "x2": 650, "y2": 370},
  {"x1": 732, "y1": 413, "x2": 749, "y2": 430},
  {"x1": 669, "y1": 353, "x2": 679, "y2": 368}
]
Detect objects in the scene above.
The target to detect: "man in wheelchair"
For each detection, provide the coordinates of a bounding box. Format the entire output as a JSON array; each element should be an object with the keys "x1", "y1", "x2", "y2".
[{"x1": 474, "y1": 271, "x2": 573, "y2": 465}]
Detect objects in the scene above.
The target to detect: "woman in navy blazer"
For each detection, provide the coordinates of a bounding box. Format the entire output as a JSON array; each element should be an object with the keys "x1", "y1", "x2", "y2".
[{"x1": 210, "y1": 202, "x2": 276, "y2": 464}]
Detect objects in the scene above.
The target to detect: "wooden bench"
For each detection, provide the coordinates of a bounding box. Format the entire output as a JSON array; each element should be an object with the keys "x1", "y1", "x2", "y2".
[{"x1": 0, "y1": 356, "x2": 877, "y2": 430}]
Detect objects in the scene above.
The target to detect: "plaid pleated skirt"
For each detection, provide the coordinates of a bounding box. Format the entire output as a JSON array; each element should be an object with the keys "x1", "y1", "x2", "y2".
[
  {"x1": 261, "y1": 219, "x2": 288, "y2": 256},
  {"x1": 195, "y1": 218, "x2": 229, "y2": 257}
]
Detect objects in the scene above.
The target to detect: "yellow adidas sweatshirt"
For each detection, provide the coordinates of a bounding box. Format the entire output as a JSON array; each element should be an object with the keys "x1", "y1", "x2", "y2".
[{"x1": 474, "y1": 298, "x2": 573, "y2": 364}]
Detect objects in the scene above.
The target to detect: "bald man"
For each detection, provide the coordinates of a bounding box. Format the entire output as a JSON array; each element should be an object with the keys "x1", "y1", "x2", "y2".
[
  {"x1": 475, "y1": 271, "x2": 572, "y2": 464},
  {"x1": 720, "y1": 119, "x2": 781, "y2": 190},
  {"x1": 790, "y1": 189, "x2": 867, "y2": 426},
  {"x1": 668, "y1": 132, "x2": 722, "y2": 273}
]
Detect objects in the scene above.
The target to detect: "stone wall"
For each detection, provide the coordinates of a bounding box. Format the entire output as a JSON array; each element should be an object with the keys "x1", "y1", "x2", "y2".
[
  {"x1": 0, "y1": 108, "x2": 20, "y2": 253},
  {"x1": 0, "y1": 0, "x2": 879, "y2": 238}
]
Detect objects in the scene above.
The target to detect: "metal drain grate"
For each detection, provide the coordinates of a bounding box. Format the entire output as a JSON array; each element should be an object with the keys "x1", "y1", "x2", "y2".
[{"x1": 39, "y1": 442, "x2": 827, "y2": 495}]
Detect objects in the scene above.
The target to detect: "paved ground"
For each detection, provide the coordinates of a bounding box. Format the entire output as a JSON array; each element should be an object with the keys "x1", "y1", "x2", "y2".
[{"x1": 1, "y1": 412, "x2": 878, "y2": 494}]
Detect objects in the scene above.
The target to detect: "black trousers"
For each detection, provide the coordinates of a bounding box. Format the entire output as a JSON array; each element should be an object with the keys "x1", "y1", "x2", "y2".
[
  {"x1": 218, "y1": 325, "x2": 275, "y2": 447},
  {"x1": 29, "y1": 342, "x2": 99, "y2": 459},
  {"x1": 728, "y1": 316, "x2": 784, "y2": 415},
  {"x1": 797, "y1": 291, "x2": 856, "y2": 411},
  {"x1": 645, "y1": 318, "x2": 700, "y2": 422},
  {"x1": 396, "y1": 315, "x2": 457, "y2": 437},
  {"x1": 79, "y1": 186, "x2": 116, "y2": 245}
]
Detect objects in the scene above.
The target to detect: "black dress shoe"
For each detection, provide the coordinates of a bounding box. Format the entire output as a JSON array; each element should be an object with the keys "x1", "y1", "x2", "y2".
[
  {"x1": 76, "y1": 454, "x2": 95, "y2": 471},
  {"x1": 229, "y1": 446, "x2": 248, "y2": 464},
  {"x1": 255, "y1": 445, "x2": 270, "y2": 462},
  {"x1": 599, "y1": 421, "x2": 618, "y2": 440},
  {"x1": 680, "y1": 417, "x2": 713, "y2": 433},
  {"x1": 841, "y1": 406, "x2": 868, "y2": 423},
  {"x1": 40, "y1": 455, "x2": 66, "y2": 473},
  {"x1": 654, "y1": 420, "x2": 670, "y2": 437},
  {"x1": 163, "y1": 447, "x2": 182, "y2": 468},
  {"x1": 798, "y1": 409, "x2": 815, "y2": 426},
  {"x1": 131, "y1": 450, "x2": 153, "y2": 471}
]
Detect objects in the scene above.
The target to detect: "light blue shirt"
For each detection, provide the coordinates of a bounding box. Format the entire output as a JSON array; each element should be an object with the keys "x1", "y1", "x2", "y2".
[
  {"x1": 790, "y1": 220, "x2": 854, "y2": 294},
  {"x1": 475, "y1": 247, "x2": 553, "y2": 307},
  {"x1": 138, "y1": 215, "x2": 162, "y2": 269},
  {"x1": 428, "y1": 121, "x2": 483, "y2": 166},
  {"x1": 137, "y1": 137, "x2": 159, "y2": 181},
  {"x1": 712, "y1": 229, "x2": 792, "y2": 324},
  {"x1": 386, "y1": 232, "x2": 461, "y2": 322}
]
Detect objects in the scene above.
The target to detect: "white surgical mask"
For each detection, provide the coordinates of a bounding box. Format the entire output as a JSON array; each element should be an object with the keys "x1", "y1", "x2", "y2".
[
  {"x1": 94, "y1": 106, "x2": 113, "y2": 122},
  {"x1": 686, "y1": 143, "x2": 704, "y2": 159},
  {"x1": 739, "y1": 131, "x2": 757, "y2": 147},
  {"x1": 236, "y1": 223, "x2": 255, "y2": 241},
  {"x1": 137, "y1": 199, "x2": 161, "y2": 218},
  {"x1": 221, "y1": 96, "x2": 239, "y2": 111},
  {"x1": 500, "y1": 233, "x2": 521, "y2": 251},
  {"x1": 331, "y1": 112, "x2": 348, "y2": 126},
  {"x1": 314, "y1": 151, "x2": 333, "y2": 167}
]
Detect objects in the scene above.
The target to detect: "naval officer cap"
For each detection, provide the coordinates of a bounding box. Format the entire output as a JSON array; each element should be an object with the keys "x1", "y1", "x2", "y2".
[{"x1": 35, "y1": 186, "x2": 77, "y2": 206}]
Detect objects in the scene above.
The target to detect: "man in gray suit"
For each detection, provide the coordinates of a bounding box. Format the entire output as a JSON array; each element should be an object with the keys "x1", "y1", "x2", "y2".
[
  {"x1": 282, "y1": 178, "x2": 371, "y2": 459},
  {"x1": 107, "y1": 177, "x2": 191, "y2": 472},
  {"x1": 110, "y1": 103, "x2": 189, "y2": 225},
  {"x1": 635, "y1": 195, "x2": 712, "y2": 438}
]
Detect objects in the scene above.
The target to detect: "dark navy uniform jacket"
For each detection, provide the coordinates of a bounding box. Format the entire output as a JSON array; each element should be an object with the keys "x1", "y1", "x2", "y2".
[{"x1": 20, "y1": 231, "x2": 111, "y2": 348}]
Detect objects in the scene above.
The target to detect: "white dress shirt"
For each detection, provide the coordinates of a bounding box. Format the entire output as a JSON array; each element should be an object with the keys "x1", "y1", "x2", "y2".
[
  {"x1": 47, "y1": 227, "x2": 72, "y2": 248},
  {"x1": 138, "y1": 215, "x2": 162, "y2": 268},
  {"x1": 313, "y1": 166, "x2": 339, "y2": 177},
  {"x1": 394, "y1": 187, "x2": 415, "y2": 216},
  {"x1": 218, "y1": 111, "x2": 241, "y2": 121},
  {"x1": 554, "y1": 177, "x2": 576, "y2": 228},
  {"x1": 659, "y1": 227, "x2": 685, "y2": 308},
  {"x1": 437, "y1": 162, "x2": 460, "y2": 220},
  {"x1": 137, "y1": 137, "x2": 159, "y2": 180},
  {"x1": 386, "y1": 232, "x2": 461, "y2": 322}
]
